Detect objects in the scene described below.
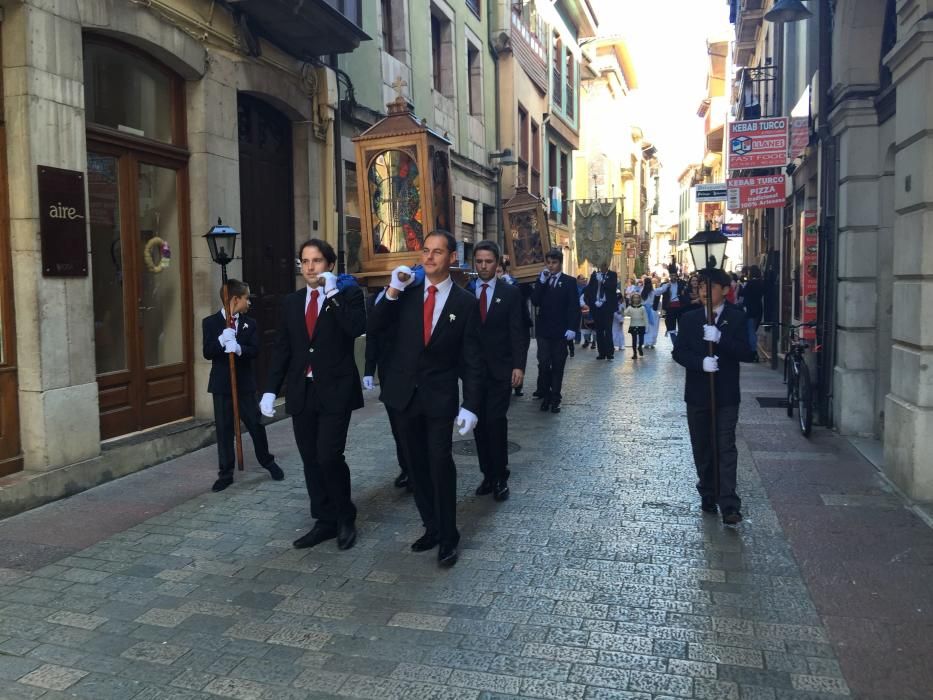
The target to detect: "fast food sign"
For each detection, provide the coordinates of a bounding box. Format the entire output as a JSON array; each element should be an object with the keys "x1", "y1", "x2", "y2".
[
  {"x1": 726, "y1": 175, "x2": 787, "y2": 209},
  {"x1": 728, "y1": 117, "x2": 789, "y2": 170}
]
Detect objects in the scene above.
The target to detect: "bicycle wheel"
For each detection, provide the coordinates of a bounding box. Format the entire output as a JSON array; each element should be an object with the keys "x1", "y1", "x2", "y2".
[
  {"x1": 784, "y1": 355, "x2": 795, "y2": 418},
  {"x1": 797, "y1": 362, "x2": 813, "y2": 436}
]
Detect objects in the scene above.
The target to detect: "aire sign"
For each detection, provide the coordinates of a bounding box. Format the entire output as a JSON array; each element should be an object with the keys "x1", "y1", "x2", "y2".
[
  {"x1": 728, "y1": 117, "x2": 789, "y2": 170},
  {"x1": 726, "y1": 175, "x2": 787, "y2": 209}
]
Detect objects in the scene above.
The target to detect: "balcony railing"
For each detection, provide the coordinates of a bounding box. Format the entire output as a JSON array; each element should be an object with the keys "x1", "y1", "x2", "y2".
[{"x1": 734, "y1": 65, "x2": 777, "y2": 120}]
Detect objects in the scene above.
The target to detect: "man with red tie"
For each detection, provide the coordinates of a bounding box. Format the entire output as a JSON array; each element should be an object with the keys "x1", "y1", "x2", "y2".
[
  {"x1": 260, "y1": 239, "x2": 366, "y2": 551},
  {"x1": 368, "y1": 230, "x2": 484, "y2": 567},
  {"x1": 469, "y1": 241, "x2": 527, "y2": 501}
]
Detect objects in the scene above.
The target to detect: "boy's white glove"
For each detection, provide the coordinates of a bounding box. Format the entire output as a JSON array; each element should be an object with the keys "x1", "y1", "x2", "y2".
[
  {"x1": 702, "y1": 355, "x2": 719, "y2": 373},
  {"x1": 259, "y1": 392, "x2": 276, "y2": 417},
  {"x1": 703, "y1": 324, "x2": 722, "y2": 343},
  {"x1": 538, "y1": 269, "x2": 551, "y2": 284},
  {"x1": 224, "y1": 340, "x2": 241, "y2": 355},
  {"x1": 319, "y1": 271, "x2": 339, "y2": 295},
  {"x1": 362, "y1": 376, "x2": 375, "y2": 391},
  {"x1": 564, "y1": 330, "x2": 576, "y2": 341},
  {"x1": 455, "y1": 407, "x2": 478, "y2": 436},
  {"x1": 218, "y1": 328, "x2": 236, "y2": 346},
  {"x1": 389, "y1": 265, "x2": 414, "y2": 292}
]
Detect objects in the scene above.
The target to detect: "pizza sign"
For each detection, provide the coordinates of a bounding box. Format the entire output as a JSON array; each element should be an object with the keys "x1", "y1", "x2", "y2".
[{"x1": 726, "y1": 175, "x2": 787, "y2": 209}]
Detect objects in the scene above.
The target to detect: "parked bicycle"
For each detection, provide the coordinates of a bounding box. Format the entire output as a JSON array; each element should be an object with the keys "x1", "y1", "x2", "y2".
[{"x1": 761, "y1": 321, "x2": 817, "y2": 436}]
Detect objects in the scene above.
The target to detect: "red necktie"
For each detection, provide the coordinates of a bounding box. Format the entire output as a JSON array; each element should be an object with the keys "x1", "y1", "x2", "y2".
[
  {"x1": 306, "y1": 290, "x2": 320, "y2": 339},
  {"x1": 424, "y1": 285, "x2": 437, "y2": 346},
  {"x1": 479, "y1": 283, "x2": 489, "y2": 323}
]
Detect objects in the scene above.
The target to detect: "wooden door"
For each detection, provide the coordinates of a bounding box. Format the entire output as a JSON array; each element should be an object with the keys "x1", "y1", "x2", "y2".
[
  {"x1": 238, "y1": 93, "x2": 295, "y2": 393},
  {"x1": 89, "y1": 143, "x2": 193, "y2": 439}
]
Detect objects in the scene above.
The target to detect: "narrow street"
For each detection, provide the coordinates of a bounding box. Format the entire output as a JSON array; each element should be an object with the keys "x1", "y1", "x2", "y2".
[{"x1": 1, "y1": 339, "x2": 930, "y2": 700}]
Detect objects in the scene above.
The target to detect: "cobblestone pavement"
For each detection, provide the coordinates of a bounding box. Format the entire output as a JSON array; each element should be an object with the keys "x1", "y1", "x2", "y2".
[{"x1": 0, "y1": 336, "x2": 892, "y2": 700}]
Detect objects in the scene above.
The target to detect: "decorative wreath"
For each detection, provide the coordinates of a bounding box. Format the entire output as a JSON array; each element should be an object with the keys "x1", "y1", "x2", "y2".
[{"x1": 143, "y1": 236, "x2": 171, "y2": 273}]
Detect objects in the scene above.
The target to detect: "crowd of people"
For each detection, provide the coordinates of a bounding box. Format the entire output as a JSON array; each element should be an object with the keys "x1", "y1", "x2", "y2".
[{"x1": 201, "y1": 232, "x2": 760, "y2": 570}]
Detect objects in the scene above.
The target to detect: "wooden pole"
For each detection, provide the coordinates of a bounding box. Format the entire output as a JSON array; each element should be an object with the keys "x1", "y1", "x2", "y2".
[
  {"x1": 705, "y1": 275, "x2": 720, "y2": 506},
  {"x1": 222, "y1": 281, "x2": 245, "y2": 472}
]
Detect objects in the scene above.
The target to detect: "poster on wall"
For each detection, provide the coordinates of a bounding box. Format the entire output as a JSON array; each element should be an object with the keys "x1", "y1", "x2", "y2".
[
  {"x1": 800, "y1": 210, "x2": 818, "y2": 341},
  {"x1": 38, "y1": 166, "x2": 88, "y2": 277},
  {"x1": 726, "y1": 175, "x2": 787, "y2": 209},
  {"x1": 727, "y1": 117, "x2": 789, "y2": 170}
]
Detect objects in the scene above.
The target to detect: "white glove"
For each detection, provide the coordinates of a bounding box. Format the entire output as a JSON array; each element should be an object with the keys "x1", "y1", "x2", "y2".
[
  {"x1": 702, "y1": 355, "x2": 719, "y2": 373},
  {"x1": 455, "y1": 407, "x2": 479, "y2": 436},
  {"x1": 362, "y1": 376, "x2": 375, "y2": 391},
  {"x1": 224, "y1": 340, "x2": 241, "y2": 355},
  {"x1": 259, "y1": 392, "x2": 276, "y2": 417},
  {"x1": 320, "y1": 271, "x2": 338, "y2": 295},
  {"x1": 703, "y1": 324, "x2": 722, "y2": 343},
  {"x1": 564, "y1": 330, "x2": 576, "y2": 341},
  {"x1": 596, "y1": 272, "x2": 604, "y2": 283},
  {"x1": 538, "y1": 269, "x2": 550, "y2": 284},
  {"x1": 595, "y1": 299, "x2": 604, "y2": 308},
  {"x1": 389, "y1": 265, "x2": 414, "y2": 292},
  {"x1": 218, "y1": 328, "x2": 236, "y2": 346}
]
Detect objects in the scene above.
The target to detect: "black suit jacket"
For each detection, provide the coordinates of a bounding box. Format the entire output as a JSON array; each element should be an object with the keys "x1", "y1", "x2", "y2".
[
  {"x1": 368, "y1": 281, "x2": 483, "y2": 418},
  {"x1": 202, "y1": 311, "x2": 260, "y2": 395},
  {"x1": 475, "y1": 280, "x2": 528, "y2": 381},
  {"x1": 265, "y1": 285, "x2": 366, "y2": 416},
  {"x1": 672, "y1": 303, "x2": 755, "y2": 407},
  {"x1": 583, "y1": 271, "x2": 619, "y2": 316},
  {"x1": 530, "y1": 272, "x2": 581, "y2": 340},
  {"x1": 364, "y1": 290, "x2": 396, "y2": 385}
]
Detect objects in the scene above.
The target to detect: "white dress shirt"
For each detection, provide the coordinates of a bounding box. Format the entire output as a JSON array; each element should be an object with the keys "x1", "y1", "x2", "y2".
[
  {"x1": 424, "y1": 276, "x2": 454, "y2": 336},
  {"x1": 474, "y1": 276, "x2": 497, "y2": 314},
  {"x1": 219, "y1": 308, "x2": 240, "y2": 331}
]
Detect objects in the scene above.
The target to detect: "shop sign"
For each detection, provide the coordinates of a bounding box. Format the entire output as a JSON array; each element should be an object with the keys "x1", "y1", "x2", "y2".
[
  {"x1": 726, "y1": 175, "x2": 787, "y2": 209},
  {"x1": 727, "y1": 117, "x2": 789, "y2": 171},
  {"x1": 38, "y1": 166, "x2": 88, "y2": 277},
  {"x1": 789, "y1": 116, "x2": 809, "y2": 159},
  {"x1": 613, "y1": 239, "x2": 622, "y2": 255},
  {"x1": 626, "y1": 246, "x2": 636, "y2": 259},
  {"x1": 722, "y1": 223, "x2": 743, "y2": 238},
  {"x1": 800, "y1": 211, "x2": 818, "y2": 341},
  {"x1": 694, "y1": 183, "x2": 728, "y2": 202}
]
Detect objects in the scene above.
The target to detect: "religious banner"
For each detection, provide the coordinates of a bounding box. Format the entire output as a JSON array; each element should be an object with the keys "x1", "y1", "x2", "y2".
[
  {"x1": 727, "y1": 117, "x2": 789, "y2": 171},
  {"x1": 574, "y1": 200, "x2": 617, "y2": 267},
  {"x1": 800, "y1": 210, "x2": 818, "y2": 341},
  {"x1": 727, "y1": 175, "x2": 787, "y2": 209}
]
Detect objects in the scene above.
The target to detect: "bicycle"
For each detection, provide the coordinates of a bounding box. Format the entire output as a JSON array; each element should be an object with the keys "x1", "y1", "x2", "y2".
[{"x1": 761, "y1": 321, "x2": 817, "y2": 436}]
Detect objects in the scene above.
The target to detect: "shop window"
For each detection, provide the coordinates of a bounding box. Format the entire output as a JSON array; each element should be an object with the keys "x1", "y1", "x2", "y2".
[
  {"x1": 430, "y1": 9, "x2": 454, "y2": 97},
  {"x1": 530, "y1": 120, "x2": 541, "y2": 196},
  {"x1": 552, "y1": 33, "x2": 562, "y2": 110},
  {"x1": 466, "y1": 0, "x2": 481, "y2": 17},
  {"x1": 518, "y1": 105, "x2": 529, "y2": 185},
  {"x1": 381, "y1": 0, "x2": 394, "y2": 54},
  {"x1": 467, "y1": 40, "x2": 482, "y2": 115}
]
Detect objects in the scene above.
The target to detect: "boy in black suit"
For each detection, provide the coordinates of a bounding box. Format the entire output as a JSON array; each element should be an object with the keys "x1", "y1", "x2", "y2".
[
  {"x1": 672, "y1": 269, "x2": 755, "y2": 525},
  {"x1": 583, "y1": 262, "x2": 619, "y2": 360},
  {"x1": 201, "y1": 280, "x2": 283, "y2": 493},
  {"x1": 470, "y1": 241, "x2": 527, "y2": 502}
]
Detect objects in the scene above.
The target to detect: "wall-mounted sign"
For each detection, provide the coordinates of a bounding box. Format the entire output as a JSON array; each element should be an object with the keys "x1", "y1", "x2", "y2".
[
  {"x1": 612, "y1": 239, "x2": 622, "y2": 255},
  {"x1": 722, "y1": 223, "x2": 744, "y2": 238},
  {"x1": 38, "y1": 166, "x2": 88, "y2": 277},
  {"x1": 800, "y1": 210, "x2": 818, "y2": 341},
  {"x1": 727, "y1": 175, "x2": 787, "y2": 209},
  {"x1": 789, "y1": 116, "x2": 809, "y2": 160},
  {"x1": 694, "y1": 183, "x2": 728, "y2": 202},
  {"x1": 727, "y1": 117, "x2": 789, "y2": 171}
]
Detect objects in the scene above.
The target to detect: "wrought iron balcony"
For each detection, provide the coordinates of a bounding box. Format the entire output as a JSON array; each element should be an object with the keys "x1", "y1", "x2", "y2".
[{"x1": 734, "y1": 65, "x2": 778, "y2": 121}]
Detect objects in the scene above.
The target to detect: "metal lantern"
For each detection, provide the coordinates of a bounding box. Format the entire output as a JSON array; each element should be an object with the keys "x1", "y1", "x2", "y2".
[
  {"x1": 203, "y1": 218, "x2": 239, "y2": 269},
  {"x1": 687, "y1": 228, "x2": 729, "y2": 272},
  {"x1": 764, "y1": 0, "x2": 812, "y2": 23}
]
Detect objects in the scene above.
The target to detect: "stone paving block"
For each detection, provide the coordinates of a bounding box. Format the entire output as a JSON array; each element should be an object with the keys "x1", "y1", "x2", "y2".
[
  {"x1": 790, "y1": 674, "x2": 850, "y2": 695},
  {"x1": 135, "y1": 608, "x2": 193, "y2": 628},
  {"x1": 0, "y1": 655, "x2": 43, "y2": 681},
  {"x1": 0, "y1": 638, "x2": 39, "y2": 656},
  {"x1": 171, "y1": 669, "x2": 216, "y2": 691},
  {"x1": 0, "y1": 680, "x2": 47, "y2": 698},
  {"x1": 518, "y1": 677, "x2": 587, "y2": 699},
  {"x1": 522, "y1": 642, "x2": 599, "y2": 664},
  {"x1": 626, "y1": 669, "x2": 694, "y2": 697},
  {"x1": 694, "y1": 678, "x2": 741, "y2": 699},
  {"x1": 596, "y1": 650, "x2": 668, "y2": 674},
  {"x1": 267, "y1": 627, "x2": 332, "y2": 651},
  {"x1": 121, "y1": 640, "x2": 190, "y2": 665},
  {"x1": 202, "y1": 676, "x2": 268, "y2": 699},
  {"x1": 447, "y1": 669, "x2": 521, "y2": 694},
  {"x1": 387, "y1": 612, "x2": 451, "y2": 632},
  {"x1": 17, "y1": 663, "x2": 88, "y2": 690},
  {"x1": 688, "y1": 642, "x2": 764, "y2": 668}
]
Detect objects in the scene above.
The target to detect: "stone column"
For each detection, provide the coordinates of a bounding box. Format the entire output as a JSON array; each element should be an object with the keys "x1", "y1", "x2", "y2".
[
  {"x1": 884, "y1": 6, "x2": 933, "y2": 499},
  {"x1": 830, "y1": 97, "x2": 882, "y2": 436},
  {"x1": 3, "y1": 3, "x2": 100, "y2": 470}
]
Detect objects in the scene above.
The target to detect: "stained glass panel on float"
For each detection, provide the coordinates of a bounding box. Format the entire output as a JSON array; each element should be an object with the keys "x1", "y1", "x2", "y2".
[{"x1": 369, "y1": 150, "x2": 424, "y2": 254}]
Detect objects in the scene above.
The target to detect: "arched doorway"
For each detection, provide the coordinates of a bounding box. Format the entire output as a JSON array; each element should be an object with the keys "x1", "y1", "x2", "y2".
[
  {"x1": 85, "y1": 36, "x2": 194, "y2": 439},
  {"x1": 237, "y1": 93, "x2": 295, "y2": 391}
]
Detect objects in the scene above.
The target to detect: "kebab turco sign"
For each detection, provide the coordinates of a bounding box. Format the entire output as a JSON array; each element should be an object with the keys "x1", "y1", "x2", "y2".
[
  {"x1": 726, "y1": 175, "x2": 787, "y2": 209},
  {"x1": 38, "y1": 166, "x2": 88, "y2": 277},
  {"x1": 728, "y1": 117, "x2": 789, "y2": 171}
]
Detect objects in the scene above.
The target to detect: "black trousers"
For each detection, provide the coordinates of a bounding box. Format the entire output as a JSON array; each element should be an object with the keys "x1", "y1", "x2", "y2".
[
  {"x1": 664, "y1": 308, "x2": 680, "y2": 333},
  {"x1": 536, "y1": 337, "x2": 568, "y2": 403},
  {"x1": 395, "y1": 392, "x2": 460, "y2": 548},
  {"x1": 212, "y1": 392, "x2": 274, "y2": 478},
  {"x1": 292, "y1": 380, "x2": 357, "y2": 528},
  {"x1": 593, "y1": 309, "x2": 614, "y2": 357},
  {"x1": 385, "y1": 405, "x2": 409, "y2": 475},
  {"x1": 630, "y1": 326, "x2": 645, "y2": 352},
  {"x1": 686, "y1": 403, "x2": 741, "y2": 513},
  {"x1": 474, "y1": 378, "x2": 512, "y2": 483}
]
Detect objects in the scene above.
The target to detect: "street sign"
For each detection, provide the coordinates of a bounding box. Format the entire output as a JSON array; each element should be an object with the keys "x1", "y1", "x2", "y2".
[
  {"x1": 694, "y1": 183, "x2": 728, "y2": 202},
  {"x1": 727, "y1": 175, "x2": 787, "y2": 209},
  {"x1": 728, "y1": 117, "x2": 789, "y2": 171},
  {"x1": 722, "y1": 223, "x2": 743, "y2": 238}
]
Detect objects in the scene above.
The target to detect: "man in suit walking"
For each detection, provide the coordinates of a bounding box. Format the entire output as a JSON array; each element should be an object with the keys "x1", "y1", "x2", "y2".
[
  {"x1": 584, "y1": 262, "x2": 619, "y2": 360},
  {"x1": 531, "y1": 248, "x2": 580, "y2": 413},
  {"x1": 672, "y1": 268, "x2": 755, "y2": 525},
  {"x1": 470, "y1": 241, "x2": 527, "y2": 502},
  {"x1": 368, "y1": 230, "x2": 483, "y2": 567},
  {"x1": 260, "y1": 239, "x2": 366, "y2": 551},
  {"x1": 202, "y1": 280, "x2": 283, "y2": 492}
]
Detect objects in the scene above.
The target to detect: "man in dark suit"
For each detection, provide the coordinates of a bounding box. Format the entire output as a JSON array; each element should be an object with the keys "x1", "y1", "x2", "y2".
[
  {"x1": 260, "y1": 239, "x2": 366, "y2": 551},
  {"x1": 470, "y1": 241, "x2": 527, "y2": 502},
  {"x1": 672, "y1": 268, "x2": 755, "y2": 525},
  {"x1": 658, "y1": 274, "x2": 686, "y2": 336},
  {"x1": 583, "y1": 262, "x2": 619, "y2": 360},
  {"x1": 530, "y1": 248, "x2": 580, "y2": 413},
  {"x1": 368, "y1": 230, "x2": 483, "y2": 567},
  {"x1": 202, "y1": 280, "x2": 283, "y2": 492}
]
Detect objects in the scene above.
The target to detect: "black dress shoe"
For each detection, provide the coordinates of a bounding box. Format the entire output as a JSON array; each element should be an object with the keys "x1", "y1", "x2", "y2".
[
  {"x1": 550, "y1": 403, "x2": 561, "y2": 414},
  {"x1": 531, "y1": 391, "x2": 541, "y2": 398},
  {"x1": 438, "y1": 544, "x2": 458, "y2": 567},
  {"x1": 264, "y1": 462, "x2": 285, "y2": 481},
  {"x1": 394, "y1": 472, "x2": 410, "y2": 488},
  {"x1": 411, "y1": 533, "x2": 439, "y2": 552},
  {"x1": 701, "y1": 500, "x2": 718, "y2": 514},
  {"x1": 211, "y1": 476, "x2": 233, "y2": 493},
  {"x1": 540, "y1": 400, "x2": 551, "y2": 411},
  {"x1": 293, "y1": 524, "x2": 338, "y2": 549},
  {"x1": 595, "y1": 355, "x2": 606, "y2": 360},
  {"x1": 493, "y1": 481, "x2": 510, "y2": 501},
  {"x1": 513, "y1": 388, "x2": 524, "y2": 397},
  {"x1": 607, "y1": 355, "x2": 614, "y2": 360},
  {"x1": 475, "y1": 479, "x2": 493, "y2": 496},
  {"x1": 722, "y1": 511, "x2": 744, "y2": 525},
  {"x1": 337, "y1": 522, "x2": 357, "y2": 551}
]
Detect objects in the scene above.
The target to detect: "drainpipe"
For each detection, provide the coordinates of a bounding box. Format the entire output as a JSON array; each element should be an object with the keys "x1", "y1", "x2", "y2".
[
  {"x1": 330, "y1": 54, "x2": 346, "y2": 274},
  {"x1": 489, "y1": 0, "x2": 502, "y2": 247}
]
